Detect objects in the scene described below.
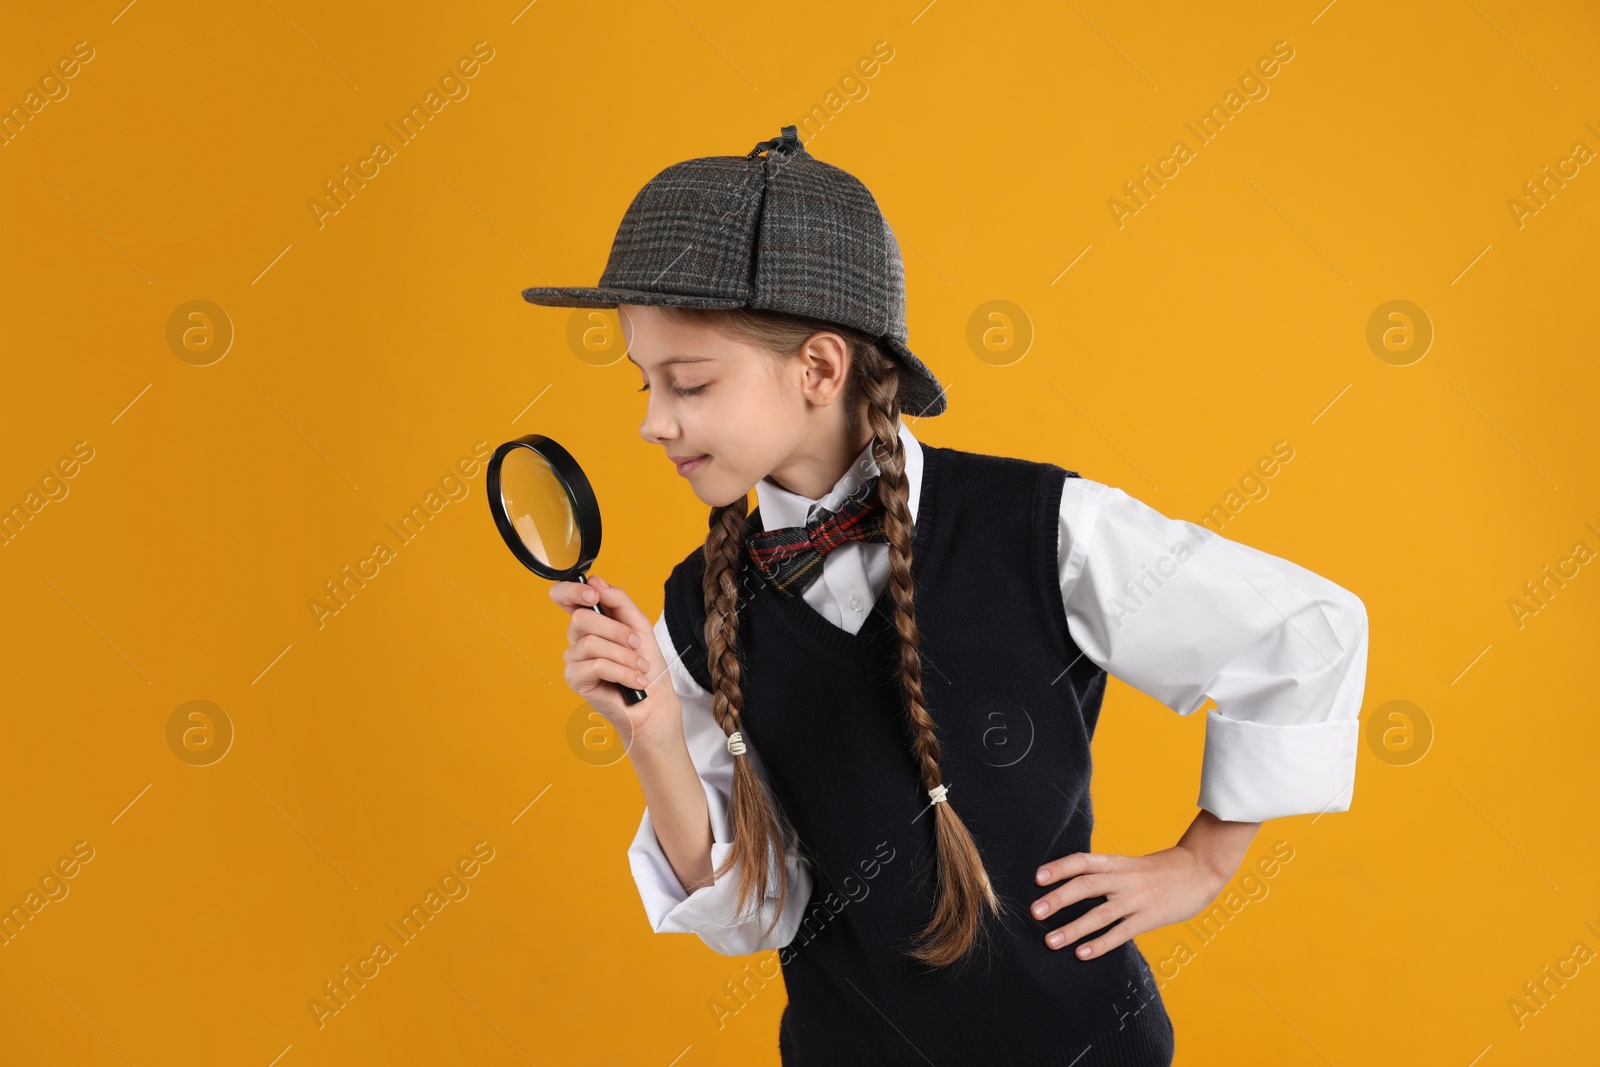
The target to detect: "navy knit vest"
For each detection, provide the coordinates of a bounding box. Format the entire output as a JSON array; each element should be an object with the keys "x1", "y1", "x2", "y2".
[{"x1": 661, "y1": 443, "x2": 1176, "y2": 1066}]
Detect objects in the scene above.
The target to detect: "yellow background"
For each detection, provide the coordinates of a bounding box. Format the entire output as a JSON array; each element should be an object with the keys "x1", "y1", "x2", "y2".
[{"x1": 2, "y1": 0, "x2": 1597, "y2": 1063}]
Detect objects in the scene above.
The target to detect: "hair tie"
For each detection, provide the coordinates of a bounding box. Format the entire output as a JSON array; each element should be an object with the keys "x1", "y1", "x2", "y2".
[
  {"x1": 928, "y1": 783, "x2": 949, "y2": 805},
  {"x1": 726, "y1": 731, "x2": 747, "y2": 756}
]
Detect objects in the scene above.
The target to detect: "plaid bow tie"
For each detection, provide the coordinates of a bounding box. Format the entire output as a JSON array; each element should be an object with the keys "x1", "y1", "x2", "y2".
[{"x1": 747, "y1": 475, "x2": 889, "y2": 596}]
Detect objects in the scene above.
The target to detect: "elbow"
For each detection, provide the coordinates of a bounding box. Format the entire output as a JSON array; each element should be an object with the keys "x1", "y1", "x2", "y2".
[
  {"x1": 1337, "y1": 587, "x2": 1369, "y2": 670},
  {"x1": 1320, "y1": 582, "x2": 1368, "y2": 671},
  {"x1": 693, "y1": 899, "x2": 802, "y2": 957},
  {"x1": 696, "y1": 928, "x2": 781, "y2": 957},
  {"x1": 1345, "y1": 588, "x2": 1369, "y2": 641},
  {"x1": 652, "y1": 850, "x2": 811, "y2": 957}
]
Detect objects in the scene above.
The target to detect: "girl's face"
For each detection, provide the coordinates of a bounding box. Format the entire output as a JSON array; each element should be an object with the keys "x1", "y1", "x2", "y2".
[{"x1": 621, "y1": 304, "x2": 863, "y2": 509}]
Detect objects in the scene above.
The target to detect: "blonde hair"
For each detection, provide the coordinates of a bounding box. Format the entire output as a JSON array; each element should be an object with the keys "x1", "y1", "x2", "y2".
[{"x1": 661, "y1": 305, "x2": 1000, "y2": 968}]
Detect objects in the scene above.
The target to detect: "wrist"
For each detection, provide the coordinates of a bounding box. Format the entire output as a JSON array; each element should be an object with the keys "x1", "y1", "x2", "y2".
[
  {"x1": 1178, "y1": 808, "x2": 1261, "y2": 885},
  {"x1": 1179, "y1": 840, "x2": 1237, "y2": 889},
  {"x1": 624, "y1": 697, "x2": 687, "y2": 765}
]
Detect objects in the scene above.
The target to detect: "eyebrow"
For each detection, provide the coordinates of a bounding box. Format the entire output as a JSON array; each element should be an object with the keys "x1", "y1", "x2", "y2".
[{"x1": 624, "y1": 353, "x2": 719, "y2": 370}]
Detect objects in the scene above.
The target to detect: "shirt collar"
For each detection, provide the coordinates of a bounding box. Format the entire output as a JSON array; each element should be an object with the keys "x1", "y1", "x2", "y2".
[{"x1": 756, "y1": 420, "x2": 923, "y2": 531}]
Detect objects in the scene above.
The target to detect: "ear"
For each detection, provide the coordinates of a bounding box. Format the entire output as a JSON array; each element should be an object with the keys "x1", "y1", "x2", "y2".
[{"x1": 795, "y1": 330, "x2": 853, "y2": 405}]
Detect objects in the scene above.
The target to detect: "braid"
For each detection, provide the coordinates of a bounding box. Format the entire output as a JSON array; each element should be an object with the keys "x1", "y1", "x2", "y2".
[
  {"x1": 702, "y1": 491, "x2": 793, "y2": 941},
  {"x1": 858, "y1": 359, "x2": 1003, "y2": 969}
]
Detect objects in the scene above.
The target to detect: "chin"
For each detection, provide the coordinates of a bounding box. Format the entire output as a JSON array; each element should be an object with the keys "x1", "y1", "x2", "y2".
[{"x1": 694, "y1": 479, "x2": 754, "y2": 511}]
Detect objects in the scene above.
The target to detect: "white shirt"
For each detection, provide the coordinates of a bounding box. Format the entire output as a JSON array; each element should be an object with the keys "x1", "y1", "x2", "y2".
[{"x1": 627, "y1": 420, "x2": 1368, "y2": 955}]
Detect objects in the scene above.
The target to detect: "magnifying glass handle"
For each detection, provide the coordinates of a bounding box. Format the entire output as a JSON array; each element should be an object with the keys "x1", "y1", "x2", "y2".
[{"x1": 579, "y1": 573, "x2": 648, "y2": 706}]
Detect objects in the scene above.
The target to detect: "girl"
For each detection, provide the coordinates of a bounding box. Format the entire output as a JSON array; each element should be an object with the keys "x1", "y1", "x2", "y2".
[{"x1": 528, "y1": 126, "x2": 1367, "y2": 1065}]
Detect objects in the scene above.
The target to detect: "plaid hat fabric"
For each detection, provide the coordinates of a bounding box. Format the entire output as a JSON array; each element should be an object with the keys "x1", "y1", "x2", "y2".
[{"x1": 520, "y1": 125, "x2": 948, "y2": 418}]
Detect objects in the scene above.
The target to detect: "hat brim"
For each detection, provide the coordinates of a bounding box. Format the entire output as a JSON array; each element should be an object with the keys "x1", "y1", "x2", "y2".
[
  {"x1": 520, "y1": 285, "x2": 747, "y2": 310},
  {"x1": 883, "y1": 336, "x2": 948, "y2": 418}
]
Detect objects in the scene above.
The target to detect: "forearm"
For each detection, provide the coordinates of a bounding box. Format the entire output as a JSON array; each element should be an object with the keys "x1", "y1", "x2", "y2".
[
  {"x1": 1178, "y1": 807, "x2": 1262, "y2": 881},
  {"x1": 629, "y1": 715, "x2": 716, "y2": 895}
]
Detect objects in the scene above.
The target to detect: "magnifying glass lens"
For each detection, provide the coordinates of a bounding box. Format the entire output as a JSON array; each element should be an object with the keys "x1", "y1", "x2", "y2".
[{"x1": 498, "y1": 448, "x2": 582, "y2": 572}]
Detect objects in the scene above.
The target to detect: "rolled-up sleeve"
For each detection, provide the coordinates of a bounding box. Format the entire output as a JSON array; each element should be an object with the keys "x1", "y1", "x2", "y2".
[
  {"x1": 626, "y1": 611, "x2": 814, "y2": 955},
  {"x1": 1058, "y1": 479, "x2": 1367, "y2": 823}
]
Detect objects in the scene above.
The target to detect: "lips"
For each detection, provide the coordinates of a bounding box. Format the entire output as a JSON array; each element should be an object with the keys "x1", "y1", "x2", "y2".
[{"x1": 672, "y1": 453, "x2": 709, "y2": 476}]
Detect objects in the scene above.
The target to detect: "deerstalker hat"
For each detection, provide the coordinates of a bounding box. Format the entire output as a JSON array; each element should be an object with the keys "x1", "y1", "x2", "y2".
[{"x1": 520, "y1": 125, "x2": 947, "y2": 417}]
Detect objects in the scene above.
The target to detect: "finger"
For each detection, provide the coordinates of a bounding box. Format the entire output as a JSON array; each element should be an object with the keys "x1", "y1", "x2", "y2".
[
  {"x1": 553, "y1": 583, "x2": 647, "y2": 661},
  {"x1": 564, "y1": 632, "x2": 650, "y2": 679},
  {"x1": 1045, "y1": 900, "x2": 1128, "y2": 953},
  {"x1": 1032, "y1": 852, "x2": 1118, "y2": 918},
  {"x1": 550, "y1": 580, "x2": 603, "y2": 613},
  {"x1": 568, "y1": 603, "x2": 642, "y2": 650},
  {"x1": 1032, "y1": 867, "x2": 1121, "y2": 920},
  {"x1": 1035, "y1": 851, "x2": 1106, "y2": 888},
  {"x1": 1062, "y1": 913, "x2": 1142, "y2": 960},
  {"x1": 587, "y1": 576, "x2": 653, "y2": 631},
  {"x1": 570, "y1": 582, "x2": 652, "y2": 662},
  {"x1": 565, "y1": 650, "x2": 652, "y2": 695}
]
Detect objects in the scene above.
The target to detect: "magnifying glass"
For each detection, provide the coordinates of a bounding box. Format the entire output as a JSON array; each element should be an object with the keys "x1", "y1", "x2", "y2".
[{"x1": 485, "y1": 434, "x2": 648, "y2": 706}]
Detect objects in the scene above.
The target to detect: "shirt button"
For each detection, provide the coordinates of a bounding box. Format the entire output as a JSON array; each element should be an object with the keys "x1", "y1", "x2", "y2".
[{"x1": 849, "y1": 594, "x2": 863, "y2": 613}]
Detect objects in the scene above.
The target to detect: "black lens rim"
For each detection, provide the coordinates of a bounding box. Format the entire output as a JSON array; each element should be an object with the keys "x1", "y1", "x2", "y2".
[{"x1": 485, "y1": 434, "x2": 601, "y2": 580}]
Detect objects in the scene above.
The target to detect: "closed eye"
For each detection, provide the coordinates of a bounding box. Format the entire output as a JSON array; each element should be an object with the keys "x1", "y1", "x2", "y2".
[{"x1": 637, "y1": 382, "x2": 707, "y2": 397}]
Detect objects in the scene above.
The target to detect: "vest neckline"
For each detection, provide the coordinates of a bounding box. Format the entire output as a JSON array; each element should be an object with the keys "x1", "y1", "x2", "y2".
[{"x1": 745, "y1": 441, "x2": 944, "y2": 673}]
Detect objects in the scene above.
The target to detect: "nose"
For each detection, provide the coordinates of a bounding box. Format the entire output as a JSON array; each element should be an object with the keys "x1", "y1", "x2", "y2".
[{"x1": 637, "y1": 385, "x2": 678, "y2": 446}]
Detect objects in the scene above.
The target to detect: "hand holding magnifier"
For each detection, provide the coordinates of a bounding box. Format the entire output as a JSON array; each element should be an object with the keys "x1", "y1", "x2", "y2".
[{"x1": 485, "y1": 435, "x2": 648, "y2": 706}]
